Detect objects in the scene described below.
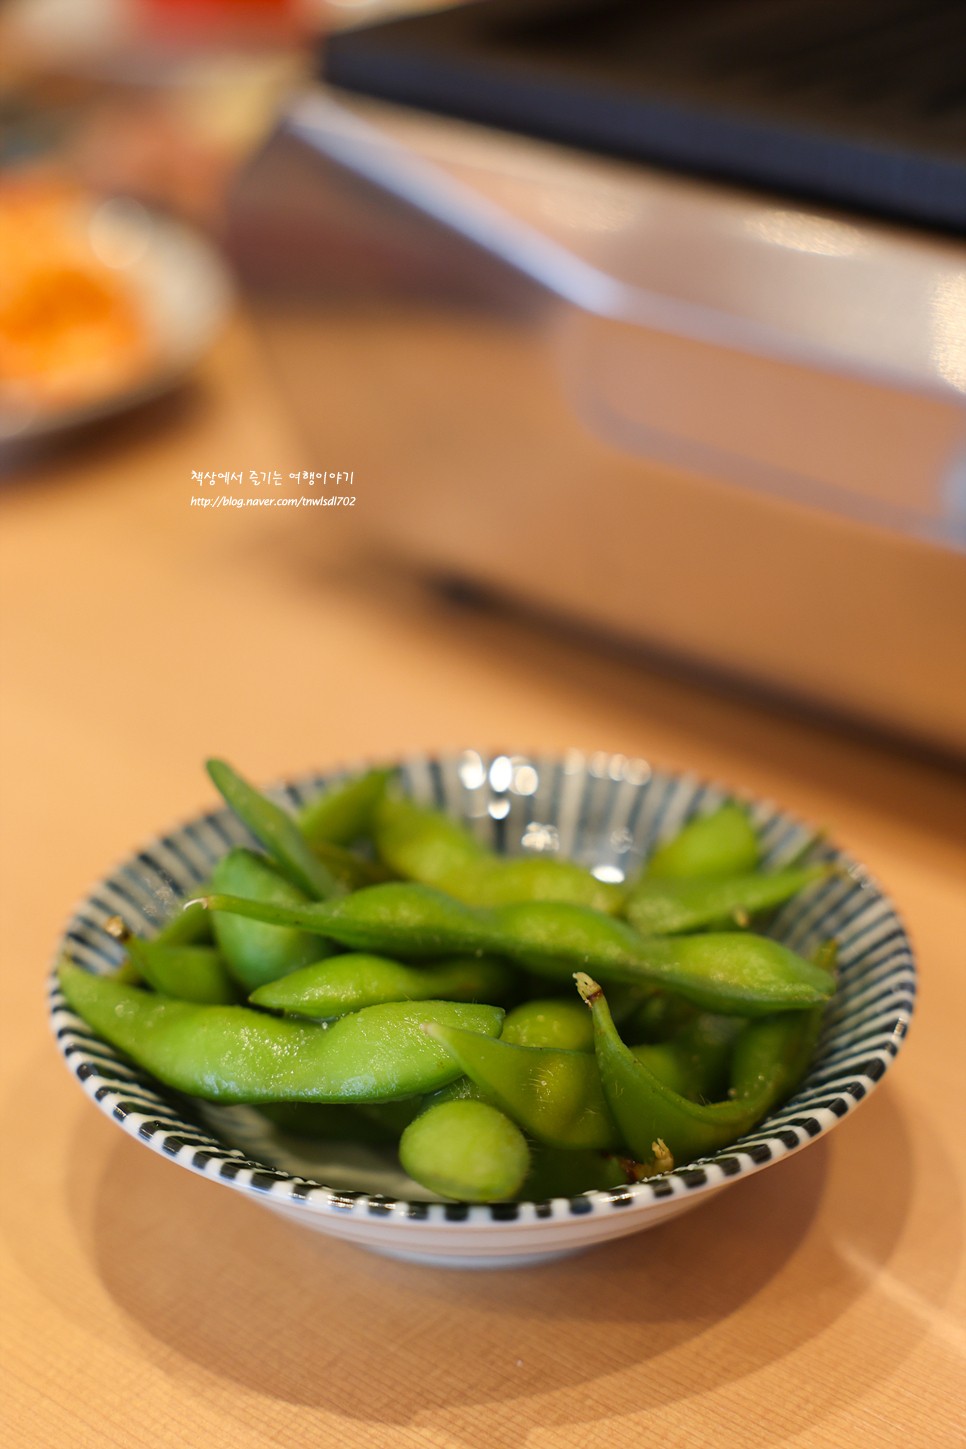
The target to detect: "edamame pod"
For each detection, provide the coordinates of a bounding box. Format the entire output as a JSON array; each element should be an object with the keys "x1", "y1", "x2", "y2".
[
  {"x1": 495, "y1": 905, "x2": 835, "y2": 1015},
  {"x1": 575, "y1": 973, "x2": 821, "y2": 1166},
  {"x1": 501, "y1": 998, "x2": 594, "y2": 1052},
  {"x1": 298, "y1": 767, "x2": 395, "y2": 847},
  {"x1": 374, "y1": 796, "x2": 485, "y2": 883},
  {"x1": 202, "y1": 882, "x2": 487, "y2": 957},
  {"x1": 726, "y1": 939, "x2": 833, "y2": 1105},
  {"x1": 646, "y1": 803, "x2": 760, "y2": 880},
  {"x1": 250, "y1": 953, "x2": 515, "y2": 1019},
  {"x1": 444, "y1": 857, "x2": 623, "y2": 913},
  {"x1": 421, "y1": 1022, "x2": 623, "y2": 1150},
  {"x1": 206, "y1": 758, "x2": 339, "y2": 900},
  {"x1": 375, "y1": 797, "x2": 622, "y2": 913},
  {"x1": 399, "y1": 1100, "x2": 531, "y2": 1202},
  {"x1": 58, "y1": 962, "x2": 504, "y2": 1103},
  {"x1": 210, "y1": 848, "x2": 333, "y2": 992},
  {"x1": 309, "y1": 841, "x2": 395, "y2": 891},
  {"x1": 729, "y1": 1005, "x2": 825, "y2": 1103},
  {"x1": 664, "y1": 1013, "x2": 742, "y2": 1102},
  {"x1": 198, "y1": 883, "x2": 835, "y2": 1016},
  {"x1": 152, "y1": 896, "x2": 214, "y2": 947},
  {"x1": 629, "y1": 1042, "x2": 695, "y2": 1098},
  {"x1": 125, "y1": 938, "x2": 236, "y2": 1005},
  {"x1": 624, "y1": 863, "x2": 835, "y2": 936},
  {"x1": 621, "y1": 989, "x2": 696, "y2": 1044},
  {"x1": 630, "y1": 1016, "x2": 739, "y2": 1102}
]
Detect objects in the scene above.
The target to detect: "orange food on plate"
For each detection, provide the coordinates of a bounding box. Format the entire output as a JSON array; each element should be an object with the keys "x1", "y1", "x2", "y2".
[{"x1": 0, "y1": 178, "x2": 155, "y2": 414}]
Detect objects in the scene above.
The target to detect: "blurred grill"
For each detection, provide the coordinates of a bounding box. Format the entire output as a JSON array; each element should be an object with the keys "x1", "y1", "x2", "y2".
[{"x1": 325, "y1": 0, "x2": 966, "y2": 231}]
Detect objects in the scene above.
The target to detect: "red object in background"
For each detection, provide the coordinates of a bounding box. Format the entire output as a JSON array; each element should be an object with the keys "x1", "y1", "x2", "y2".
[
  {"x1": 142, "y1": 0, "x2": 298, "y2": 11},
  {"x1": 138, "y1": 0, "x2": 304, "y2": 45}
]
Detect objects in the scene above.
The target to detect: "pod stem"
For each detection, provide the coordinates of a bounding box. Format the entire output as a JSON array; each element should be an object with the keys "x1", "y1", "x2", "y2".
[{"x1": 574, "y1": 971, "x2": 603, "y2": 1006}]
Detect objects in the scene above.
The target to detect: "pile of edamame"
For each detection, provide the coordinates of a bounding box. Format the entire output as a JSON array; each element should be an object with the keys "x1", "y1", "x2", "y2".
[{"x1": 59, "y1": 760, "x2": 838, "y2": 1202}]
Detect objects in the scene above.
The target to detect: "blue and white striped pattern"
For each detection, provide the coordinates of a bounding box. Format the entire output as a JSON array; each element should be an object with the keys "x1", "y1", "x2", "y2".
[{"x1": 49, "y1": 752, "x2": 915, "y2": 1249}]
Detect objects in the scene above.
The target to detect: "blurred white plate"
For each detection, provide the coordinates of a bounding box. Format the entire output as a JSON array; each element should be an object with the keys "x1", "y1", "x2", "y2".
[{"x1": 0, "y1": 197, "x2": 233, "y2": 446}]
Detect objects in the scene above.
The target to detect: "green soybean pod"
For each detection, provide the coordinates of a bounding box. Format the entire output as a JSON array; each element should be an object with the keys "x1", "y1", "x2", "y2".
[
  {"x1": 309, "y1": 841, "x2": 395, "y2": 891},
  {"x1": 250, "y1": 953, "x2": 515, "y2": 1019},
  {"x1": 500, "y1": 998, "x2": 594, "y2": 1052},
  {"x1": 670, "y1": 1013, "x2": 743, "y2": 1101},
  {"x1": 628, "y1": 1023, "x2": 737, "y2": 1102},
  {"x1": 629, "y1": 1042, "x2": 694, "y2": 1098},
  {"x1": 374, "y1": 795, "x2": 486, "y2": 883},
  {"x1": 621, "y1": 990, "x2": 696, "y2": 1044},
  {"x1": 399, "y1": 1100, "x2": 531, "y2": 1202},
  {"x1": 210, "y1": 848, "x2": 331, "y2": 992},
  {"x1": 423, "y1": 1022, "x2": 623, "y2": 1151},
  {"x1": 124, "y1": 937, "x2": 237, "y2": 1005},
  {"x1": 299, "y1": 767, "x2": 396, "y2": 847},
  {"x1": 498, "y1": 907, "x2": 835, "y2": 1015},
  {"x1": 199, "y1": 882, "x2": 489, "y2": 957},
  {"x1": 198, "y1": 884, "x2": 835, "y2": 1015},
  {"x1": 375, "y1": 797, "x2": 622, "y2": 913},
  {"x1": 442, "y1": 857, "x2": 623, "y2": 914},
  {"x1": 486, "y1": 902, "x2": 834, "y2": 1014},
  {"x1": 152, "y1": 896, "x2": 214, "y2": 947},
  {"x1": 624, "y1": 863, "x2": 834, "y2": 935},
  {"x1": 646, "y1": 803, "x2": 760, "y2": 881},
  {"x1": 207, "y1": 758, "x2": 339, "y2": 900},
  {"x1": 729, "y1": 939, "x2": 833, "y2": 1102},
  {"x1": 575, "y1": 972, "x2": 819, "y2": 1167},
  {"x1": 58, "y1": 963, "x2": 505, "y2": 1104},
  {"x1": 728, "y1": 1011, "x2": 822, "y2": 1105}
]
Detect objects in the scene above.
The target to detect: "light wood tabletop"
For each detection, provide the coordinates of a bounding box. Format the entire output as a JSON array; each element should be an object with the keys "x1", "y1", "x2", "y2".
[{"x1": 1, "y1": 316, "x2": 964, "y2": 1449}]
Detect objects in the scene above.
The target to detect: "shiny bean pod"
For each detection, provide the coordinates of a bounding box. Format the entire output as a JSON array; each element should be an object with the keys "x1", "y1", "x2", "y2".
[
  {"x1": 575, "y1": 972, "x2": 824, "y2": 1167},
  {"x1": 58, "y1": 962, "x2": 504, "y2": 1104},
  {"x1": 196, "y1": 883, "x2": 835, "y2": 1016},
  {"x1": 420, "y1": 1022, "x2": 623, "y2": 1150},
  {"x1": 298, "y1": 767, "x2": 395, "y2": 848},
  {"x1": 207, "y1": 758, "x2": 339, "y2": 900},
  {"x1": 210, "y1": 848, "x2": 333, "y2": 992},
  {"x1": 399, "y1": 1099, "x2": 531, "y2": 1202},
  {"x1": 645, "y1": 802, "x2": 760, "y2": 880},
  {"x1": 375, "y1": 796, "x2": 623, "y2": 913},
  {"x1": 623, "y1": 863, "x2": 835, "y2": 935},
  {"x1": 250, "y1": 953, "x2": 516, "y2": 1019},
  {"x1": 124, "y1": 938, "x2": 237, "y2": 1005}
]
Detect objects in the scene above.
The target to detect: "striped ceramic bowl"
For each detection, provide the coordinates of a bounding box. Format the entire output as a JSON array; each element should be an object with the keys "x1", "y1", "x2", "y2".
[{"x1": 50, "y1": 750, "x2": 915, "y2": 1267}]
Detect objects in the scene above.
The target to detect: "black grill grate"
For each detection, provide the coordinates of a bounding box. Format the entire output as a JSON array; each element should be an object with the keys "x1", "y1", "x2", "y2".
[{"x1": 324, "y1": 0, "x2": 966, "y2": 231}]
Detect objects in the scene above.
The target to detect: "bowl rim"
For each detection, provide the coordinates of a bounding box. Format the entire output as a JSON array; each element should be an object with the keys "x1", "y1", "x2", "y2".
[{"x1": 49, "y1": 748, "x2": 917, "y2": 1233}]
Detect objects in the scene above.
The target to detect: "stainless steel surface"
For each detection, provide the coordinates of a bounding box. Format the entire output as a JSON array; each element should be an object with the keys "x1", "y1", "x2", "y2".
[{"x1": 228, "y1": 90, "x2": 966, "y2": 755}]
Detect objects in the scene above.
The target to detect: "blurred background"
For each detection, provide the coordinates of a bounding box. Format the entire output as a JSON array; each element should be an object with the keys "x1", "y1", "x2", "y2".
[
  {"x1": 1, "y1": 0, "x2": 965, "y2": 849},
  {"x1": 3, "y1": 7, "x2": 966, "y2": 1444}
]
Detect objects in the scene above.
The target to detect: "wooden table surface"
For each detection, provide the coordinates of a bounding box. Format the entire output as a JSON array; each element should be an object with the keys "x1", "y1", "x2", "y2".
[{"x1": 2, "y1": 317, "x2": 964, "y2": 1449}]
